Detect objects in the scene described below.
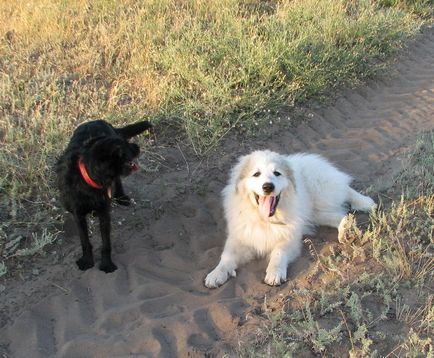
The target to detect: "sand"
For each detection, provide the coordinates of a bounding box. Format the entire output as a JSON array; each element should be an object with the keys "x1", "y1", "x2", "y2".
[{"x1": 1, "y1": 27, "x2": 433, "y2": 358}]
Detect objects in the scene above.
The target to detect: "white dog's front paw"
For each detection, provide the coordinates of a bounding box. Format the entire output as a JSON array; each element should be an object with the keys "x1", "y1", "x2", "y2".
[
  {"x1": 205, "y1": 267, "x2": 236, "y2": 288},
  {"x1": 264, "y1": 268, "x2": 287, "y2": 286}
]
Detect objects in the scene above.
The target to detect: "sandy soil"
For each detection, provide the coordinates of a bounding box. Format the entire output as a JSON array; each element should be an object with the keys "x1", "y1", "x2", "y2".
[{"x1": 0, "y1": 27, "x2": 433, "y2": 358}]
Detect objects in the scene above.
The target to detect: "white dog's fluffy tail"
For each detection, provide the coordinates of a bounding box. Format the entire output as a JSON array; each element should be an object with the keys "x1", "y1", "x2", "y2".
[{"x1": 347, "y1": 188, "x2": 377, "y2": 211}]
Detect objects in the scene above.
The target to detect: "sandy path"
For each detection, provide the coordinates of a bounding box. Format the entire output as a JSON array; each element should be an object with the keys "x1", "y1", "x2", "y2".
[{"x1": 1, "y1": 27, "x2": 433, "y2": 357}]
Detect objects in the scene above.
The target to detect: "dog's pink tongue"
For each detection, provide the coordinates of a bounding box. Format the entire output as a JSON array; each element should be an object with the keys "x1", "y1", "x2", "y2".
[
  {"x1": 259, "y1": 196, "x2": 275, "y2": 220},
  {"x1": 130, "y1": 161, "x2": 139, "y2": 171}
]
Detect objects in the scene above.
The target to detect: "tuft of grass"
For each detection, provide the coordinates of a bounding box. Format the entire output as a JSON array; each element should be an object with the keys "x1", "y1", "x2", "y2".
[
  {"x1": 376, "y1": 0, "x2": 434, "y2": 19},
  {"x1": 241, "y1": 132, "x2": 434, "y2": 357},
  {"x1": 11, "y1": 228, "x2": 60, "y2": 258},
  {"x1": 0, "y1": 261, "x2": 7, "y2": 278}
]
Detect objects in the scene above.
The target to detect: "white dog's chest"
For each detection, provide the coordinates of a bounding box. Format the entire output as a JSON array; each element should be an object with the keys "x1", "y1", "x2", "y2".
[{"x1": 234, "y1": 217, "x2": 294, "y2": 255}]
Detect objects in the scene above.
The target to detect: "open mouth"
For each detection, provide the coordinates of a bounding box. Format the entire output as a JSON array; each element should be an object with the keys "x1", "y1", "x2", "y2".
[
  {"x1": 128, "y1": 159, "x2": 139, "y2": 172},
  {"x1": 254, "y1": 193, "x2": 281, "y2": 219}
]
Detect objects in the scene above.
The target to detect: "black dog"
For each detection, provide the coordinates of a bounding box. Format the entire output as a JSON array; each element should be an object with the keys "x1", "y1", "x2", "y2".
[{"x1": 56, "y1": 120, "x2": 152, "y2": 273}]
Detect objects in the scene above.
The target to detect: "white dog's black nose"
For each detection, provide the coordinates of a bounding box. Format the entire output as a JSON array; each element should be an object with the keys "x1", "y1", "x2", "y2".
[{"x1": 262, "y1": 182, "x2": 275, "y2": 194}]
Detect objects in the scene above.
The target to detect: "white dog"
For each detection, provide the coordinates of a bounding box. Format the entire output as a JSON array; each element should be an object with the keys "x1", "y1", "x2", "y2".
[{"x1": 205, "y1": 150, "x2": 376, "y2": 288}]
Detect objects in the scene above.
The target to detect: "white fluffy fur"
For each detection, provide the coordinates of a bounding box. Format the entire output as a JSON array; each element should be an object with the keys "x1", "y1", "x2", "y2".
[{"x1": 205, "y1": 150, "x2": 376, "y2": 288}]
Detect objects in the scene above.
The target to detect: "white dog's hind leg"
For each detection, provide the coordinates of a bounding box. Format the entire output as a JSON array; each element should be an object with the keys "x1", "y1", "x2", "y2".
[
  {"x1": 315, "y1": 211, "x2": 350, "y2": 243},
  {"x1": 347, "y1": 188, "x2": 377, "y2": 211},
  {"x1": 265, "y1": 238, "x2": 302, "y2": 286},
  {"x1": 205, "y1": 241, "x2": 253, "y2": 288},
  {"x1": 316, "y1": 211, "x2": 347, "y2": 229},
  {"x1": 337, "y1": 215, "x2": 351, "y2": 243},
  {"x1": 337, "y1": 214, "x2": 361, "y2": 243}
]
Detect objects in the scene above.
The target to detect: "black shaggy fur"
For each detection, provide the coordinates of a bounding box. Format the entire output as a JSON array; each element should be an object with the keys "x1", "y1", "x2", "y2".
[{"x1": 55, "y1": 120, "x2": 152, "y2": 273}]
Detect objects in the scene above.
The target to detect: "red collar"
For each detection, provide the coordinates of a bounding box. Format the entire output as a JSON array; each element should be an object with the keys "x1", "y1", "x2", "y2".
[{"x1": 78, "y1": 157, "x2": 103, "y2": 189}]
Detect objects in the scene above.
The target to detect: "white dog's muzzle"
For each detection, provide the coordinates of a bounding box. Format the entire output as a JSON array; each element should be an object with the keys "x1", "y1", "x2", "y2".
[{"x1": 254, "y1": 193, "x2": 281, "y2": 219}]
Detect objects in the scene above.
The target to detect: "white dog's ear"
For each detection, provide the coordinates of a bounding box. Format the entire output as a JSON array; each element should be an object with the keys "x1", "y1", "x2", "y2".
[
  {"x1": 230, "y1": 154, "x2": 252, "y2": 194},
  {"x1": 281, "y1": 159, "x2": 296, "y2": 191}
]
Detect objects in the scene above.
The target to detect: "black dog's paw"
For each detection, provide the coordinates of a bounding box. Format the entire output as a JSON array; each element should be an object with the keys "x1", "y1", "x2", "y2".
[
  {"x1": 76, "y1": 257, "x2": 95, "y2": 271},
  {"x1": 99, "y1": 261, "x2": 118, "y2": 273},
  {"x1": 114, "y1": 195, "x2": 131, "y2": 206}
]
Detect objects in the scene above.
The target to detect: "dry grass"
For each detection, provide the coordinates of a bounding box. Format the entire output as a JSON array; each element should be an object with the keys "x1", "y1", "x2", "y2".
[{"x1": 0, "y1": 0, "x2": 427, "y2": 202}]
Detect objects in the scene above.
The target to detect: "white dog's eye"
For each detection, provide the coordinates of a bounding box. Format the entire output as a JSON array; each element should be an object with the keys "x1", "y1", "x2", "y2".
[
  {"x1": 253, "y1": 171, "x2": 261, "y2": 177},
  {"x1": 273, "y1": 171, "x2": 281, "y2": 176}
]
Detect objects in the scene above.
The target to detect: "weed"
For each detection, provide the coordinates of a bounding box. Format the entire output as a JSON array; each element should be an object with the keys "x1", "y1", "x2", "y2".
[
  {"x1": 0, "y1": 261, "x2": 7, "y2": 278},
  {"x1": 12, "y1": 228, "x2": 60, "y2": 257}
]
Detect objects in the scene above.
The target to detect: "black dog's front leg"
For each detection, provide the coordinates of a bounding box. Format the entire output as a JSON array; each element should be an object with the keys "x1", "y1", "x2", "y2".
[
  {"x1": 74, "y1": 213, "x2": 95, "y2": 270},
  {"x1": 97, "y1": 209, "x2": 118, "y2": 273},
  {"x1": 113, "y1": 177, "x2": 131, "y2": 206}
]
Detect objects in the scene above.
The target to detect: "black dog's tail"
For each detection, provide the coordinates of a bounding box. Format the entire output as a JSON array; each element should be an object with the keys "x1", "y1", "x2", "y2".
[{"x1": 115, "y1": 121, "x2": 153, "y2": 139}]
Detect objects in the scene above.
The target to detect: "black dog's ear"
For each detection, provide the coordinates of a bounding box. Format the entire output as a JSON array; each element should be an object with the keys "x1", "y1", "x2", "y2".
[
  {"x1": 128, "y1": 142, "x2": 140, "y2": 157},
  {"x1": 87, "y1": 137, "x2": 124, "y2": 162},
  {"x1": 83, "y1": 135, "x2": 106, "y2": 149},
  {"x1": 109, "y1": 142, "x2": 125, "y2": 159},
  {"x1": 109, "y1": 141, "x2": 139, "y2": 160}
]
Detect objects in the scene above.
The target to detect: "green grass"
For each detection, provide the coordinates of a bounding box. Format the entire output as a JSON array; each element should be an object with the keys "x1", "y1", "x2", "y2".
[
  {"x1": 0, "y1": 1, "x2": 431, "y2": 267},
  {"x1": 241, "y1": 132, "x2": 434, "y2": 357},
  {"x1": 0, "y1": 0, "x2": 430, "y2": 200}
]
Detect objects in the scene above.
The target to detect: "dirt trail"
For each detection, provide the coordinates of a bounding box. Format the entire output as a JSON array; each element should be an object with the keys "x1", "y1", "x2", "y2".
[{"x1": 1, "y1": 28, "x2": 433, "y2": 358}]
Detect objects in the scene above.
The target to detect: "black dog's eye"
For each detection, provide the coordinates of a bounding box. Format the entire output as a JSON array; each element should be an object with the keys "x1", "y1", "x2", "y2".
[
  {"x1": 274, "y1": 171, "x2": 281, "y2": 177},
  {"x1": 253, "y1": 171, "x2": 261, "y2": 177}
]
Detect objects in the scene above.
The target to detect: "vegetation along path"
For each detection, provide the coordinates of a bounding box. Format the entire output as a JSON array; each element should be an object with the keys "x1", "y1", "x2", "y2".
[{"x1": 1, "y1": 27, "x2": 433, "y2": 358}]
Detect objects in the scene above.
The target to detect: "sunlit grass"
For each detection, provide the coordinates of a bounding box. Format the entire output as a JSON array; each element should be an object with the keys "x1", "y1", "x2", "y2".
[{"x1": 0, "y1": 0, "x2": 427, "y2": 203}]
